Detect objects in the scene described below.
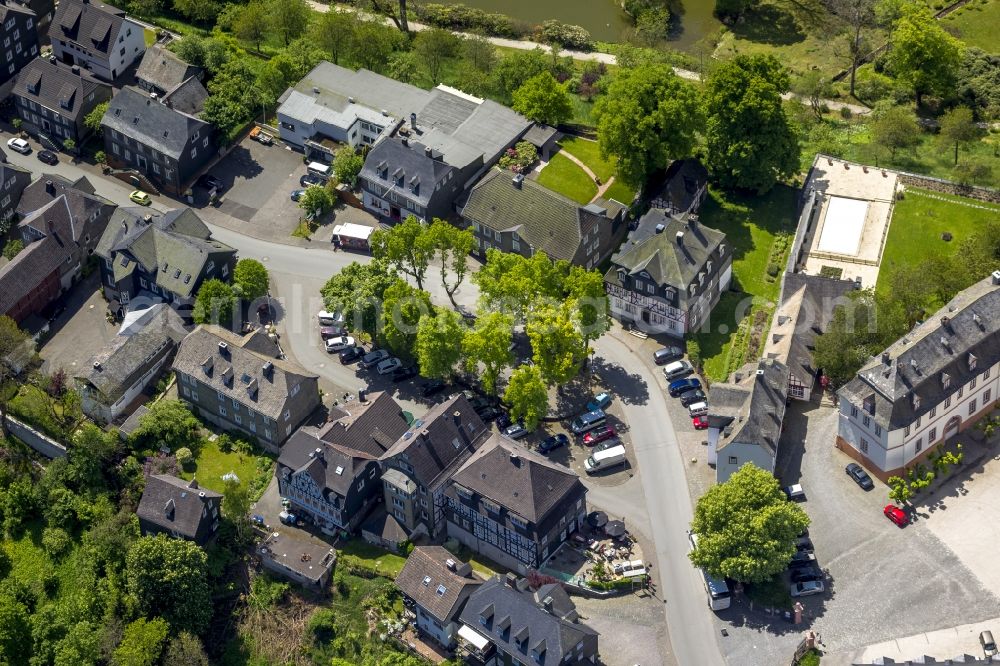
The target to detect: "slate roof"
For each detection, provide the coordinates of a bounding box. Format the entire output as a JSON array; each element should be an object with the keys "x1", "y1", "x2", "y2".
[
  {"x1": 608, "y1": 210, "x2": 725, "y2": 290},
  {"x1": 382, "y1": 394, "x2": 490, "y2": 492},
  {"x1": 318, "y1": 391, "x2": 410, "y2": 458},
  {"x1": 76, "y1": 304, "x2": 186, "y2": 405},
  {"x1": 16, "y1": 173, "x2": 96, "y2": 213},
  {"x1": 361, "y1": 509, "x2": 409, "y2": 543},
  {"x1": 51, "y1": 0, "x2": 127, "y2": 56},
  {"x1": 160, "y1": 75, "x2": 208, "y2": 116},
  {"x1": 395, "y1": 546, "x2": 482, "y2": 623},
  {"x1": 839, "y1": 272, "x2": 1000, "y2": 430},
  {"x1": 136, "y1": 474, "x2": 220, "y2": 539},
  {"x1": 0, "y1": 160, "x2": 32, "y2": 209},
  {"x1": 461, "y1": 168, "x2": 585, "y2": 262},
  {"x1": 459, "y1": 575, "x2": 598, "y2": 664},
  {"x1": 0, "y1": 234, "x2": 64, "y2": 315},
  {"x1": 135, "y1": 45, "x2": 202, "y2": 93},
  {"x1": 651, "y1": 159, "x2": 709, "y2": 214},
  {"x1": 279, "y1": 427, "x2": 375, "y2": 499},
  {"x1": 118, "y1": 403, "x2": 149, "y2": 438},
  {"x1": 14, "y1": 57, "x2": 110, "y2": 118},
  {"x1": 94, "y1": 207, "x2": 234, "y2": 298},
  {"x1": 448, "y1": 434, "x2": 583, "y2": 524},
  {"x1": 172, "y1": 325, "x2": 320, "y2": 421},
  {"x1": 712, "y1": 358, "x2": 789, "y2": 455},
  {"x1": 102, "y1": 86, "x2": 211, "y2": 159},
  {"x1": 17, "y1": 176, "x2": 115, "y2": 246},
  {"x1": 359, "y1": 138, "x2": 460, "y2": 210}
]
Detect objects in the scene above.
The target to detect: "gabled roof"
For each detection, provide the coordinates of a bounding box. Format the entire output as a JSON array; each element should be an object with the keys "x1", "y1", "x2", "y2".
[
  {"x1": 17, "y1": 176, "x2": 115, "y2": 245},
  {"x1": 609, "y1": 210, "x2": 725, "y2": 289},
  {"x1": 51, "y1": 0, "x2": 129, "y2": 55},
  {"x1": 14, "y1": 57, "x2": 110, "y2": 117},
  {"x1": 650, "y1": 159, "x2": 709, "y2": 214},
  {"x1": 279, "y1": 427, "x2": 375, "y2": 499},
  {"x1": 0, "y1": 160, "x2": 32, "y2": 207},
  {"x1": 317, "y1": 391, "x2": 410, "y2": 458},
  {"x1": 449, "y1": 434, "x2": 583, "y2": 524},
  {"x1": 395, "y1": 546, "x2": 482, "y2": 623},
  {"x1": 0, "y1": 234, "x2": 65, "y2": 316},
  {"x1": 136, "y1": 474, "x2": 221, "y2": 539},
  {"x1": 382, "y1": 394, "x2": 490, "y2": 491},
  {"x1": 102, "y1": 86, "x2": 211, "y2": 159},
  {"x1": 135, "y1": 45, "x2": 202, "y2": 93},
  {"x1": 712, "y1": 358, "x2": 789, "y2": 455},
  {"x1": 161, "y1": 75, "x2": 208, "y2": 116},
  {"x1": 360, "y1": 138, "x2": 460, "y2": 210}
]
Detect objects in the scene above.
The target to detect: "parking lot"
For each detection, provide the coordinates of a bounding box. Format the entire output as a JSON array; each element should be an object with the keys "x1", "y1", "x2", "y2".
[{"x1": 36, "y1": 274, "x2": 118, "y2": 374}]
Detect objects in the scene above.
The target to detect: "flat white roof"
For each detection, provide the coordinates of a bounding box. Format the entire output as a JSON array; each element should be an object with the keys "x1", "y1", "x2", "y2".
[
  {"x1": 458, "y1": 624, "x2": 491, "y2": 650},
  {"x1": 816, "y1": 196, "x2": 868, "y2": 256},
  {"x1": 332, "y1": 223, "x2": 375, "y2": 241}
]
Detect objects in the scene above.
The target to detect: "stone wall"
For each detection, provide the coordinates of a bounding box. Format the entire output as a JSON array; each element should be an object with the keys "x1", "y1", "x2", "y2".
[
  {"x1": 2, "y1": 413, "x2": 67, "y2": 458},
  {"x1": 898, "y1": 173, "x2": 1000, "y2": 205}
]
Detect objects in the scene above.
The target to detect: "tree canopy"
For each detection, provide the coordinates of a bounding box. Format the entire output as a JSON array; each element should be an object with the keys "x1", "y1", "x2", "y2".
[
  {"x1": 233, "y1": 258, "x2": 269, "y2": 301},
  {"x1": 512, "y1": 71, "x2": 574, "y2": 127},
  {"x1": 415, "y1": 309, "x2": 464, "y2": 379},
  {"x1": 504, "y1": 365, "x2": 549, "y2": 430},
  {"x1": 381, "y1": 280, "x2": 433, "y2": 359},
  {"x1": 890, "y1": 4, "x2": 964, "y2": 105},
  {"x1": 462, "y1": 312, "x2": 515, "y2": 396},
  {"x1": 321, "y1": 260, "x2": 397, "y2": 337},
  {"x1": 371, "y1": 216, "x2": 435, "y2": 290},
  {"x1": 125, "y1": 535, "x2": 212, "y2": 634},
  {"x1": 192, "y1": 278, "x2": 235, "y2": 325},
  {"x1": 130, "y1": 399, "x2": 201, "y2": 453}
]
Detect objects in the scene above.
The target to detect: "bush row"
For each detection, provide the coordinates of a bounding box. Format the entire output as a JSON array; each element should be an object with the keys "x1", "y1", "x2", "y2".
[{"x1": 411, "y1": 3, "x2": 594, "y2": 50}]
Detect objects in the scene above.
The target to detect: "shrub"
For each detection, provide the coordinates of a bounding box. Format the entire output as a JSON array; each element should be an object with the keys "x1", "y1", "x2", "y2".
[
  {"x1": 3, "y1": 240, "x2": 24, "y2": 260},
  {"x1": 41, "y1": 527, "x2": 72, "y2": 559},
  {"x1": 497, "y1": 141, "x2": 538, "y2": 174},
  {"x1": 686, "y1": 339, "x2": 702, "y2": 372},
  {"x1": 412, "y1": 3, "x2": 522, "y2": 38},
  {"x1": 766, "y1": 262, "x2": 780, "y2": 278},
  {"x1": 537, "y1": 20, "x2": 594, "y2": 51},
  {"x1": 175, "y1": 447, "x2": 193, "y2": 468},
  {"x1": 217, "y1": 434, "x2": 233, "y2": 453}
]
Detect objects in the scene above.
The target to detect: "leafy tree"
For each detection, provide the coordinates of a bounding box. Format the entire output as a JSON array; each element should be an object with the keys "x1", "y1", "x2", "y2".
[
  {"x1": 415, "y1": 309, "x2": 464, "y2": 379},
  {"x1": 62, "y1": 138, "x2": 76, "y2": 152},
  {"x1": 370, "y1": 216, "x2": 435, "y2": 290},
  {"x1": 125, "y1": 535, "x2": 212, "y2": 633},
  {"x1": 332, "y1": 146, "x2": 364, "y2": 186},
  {"x1": 526, "y1": 304, "x2": 584, "y2": 386},
  {"x1": 462, "y1": 35, "x2": 497, "y2": 72},
  {"x1": 233, "y1": 1, "x2": 268, "y2": 51},
  {"x1": 427, "y1": 219, "x2": 475, "y2": 306},
  {"x1": 0, "y1": 316, "x2": 29, "y2": 436},
  {"x1": 53, "y1": 620, "x2": 102, "y2": 666},
  {"x1": 511, "y1": 71, "x2": 573, "y2": 126},
  {"x1": 491, "y1": 48, "x2": 550, "y2": 102},
  {"x1": 362, "y1": 0, "x2": 410, "y2": 33},
  {"x1": 321, "y1": 260, "x2": 397, "y2": 337},
  {"x1": 202, "y1": 59, "x2": 269, "y2": 140},
  {"x1": 957, "y1": 221, "x2": 1000, "y2": 280},
  {"x1": 349, "y1": 19, "x2": 403, "y2": 73},
  {"x1": 2, "y1": 239, "x2": 24, "y2": 260},
  {"x1": 66, "y1": 423, "x2": 122, "y2": 495},
  {"x1": 634, "y1": 7, "x2": 671, "y2": 46},
  {"x1": 84, "y1": 101, "x2": 109, "y2": 135},
  {"x1": 793, "y1": 70, "x2": 834, "y2": 120},
  {"x1": 113, "y1": 617, "x2": 169, "y2": 666},
  {"x1": 387, "y1": 51, "x2": 421, "y2": 84},
  {"x1": 870, "y1": 104, "x2": 920, "y2": 159},
  {"x1": 95, "y1": 150, "x2": 107, "y2": 165},
  {"x1": 269, "y1": 0, "x2": 311, "y2": 46},
  {"x1": 163, "y1": 632, "x2": 210, "y2": 666},
  {"x1": 826, "y1": 0, "x2": 876, "y2": 97},
  {"x1": 82, "y1": 509, "x2": 140, "y2": 577},
  {"x1": 172, "y1": 0, "x2": 220, "y2": 24},
  {"x1": 313, "y1": 10, "x2": 356, "y2": 63},
  {"x1": 192, "y1": 278, "x2": 235, "y2": 325},
  {"x1": 381, "y1": 280, "x2": 433, "y2": 359},
  {"x1": 0, "y1": 593, "x2": 30, "y2": 664},
  {"x1": 566, "y1": 265, "x2": 610, "y2": 359},
  {"x1": 473, "y1": 249, "x2": 568, "y2": 321},
  {"x1": 232, "y1": 258, "x2": 269, "y2": 301},
  {"x1": 890, "y1": 4, "x2": 964, "y2": 106},
  {"x1": 130, "y1": 399, "x2": 201, "y2": 453},
  {"x1": 938, "y1": 105, "x2": 983, "y2": 165},
  {"x1": 299, "y1": 184, "x2": 335, "y2": 216},
  {"x1": 462, "y1": 312, "x2": 514, "y2": 395},
  {"x1": 593, "y1": 64, "x2": 703, "y2": 188},
  {"x1": 705, "y1": 54, "x2": 799, "y2": 193},
  {"x1": 689, "y1": 464, "x2": 810, "y2": 583},
  {"x1": 222, "y1": 475, "x2": 252, "y2": 544},
  {"x1": 413, "y1": 28, "x2": 461, "y2": 83},
  {"x1": 171, "y1": 36, "x2": 231, "y2": 74},
  {"x1": 127, "y1": 0, "x2": 164, "y2": 17},
  {"x1": 887, "y1": 475, "x2": 913, "y2": 505},
  {"x1": 504, "y1": 365, "x2": 548, "y2": 430}
]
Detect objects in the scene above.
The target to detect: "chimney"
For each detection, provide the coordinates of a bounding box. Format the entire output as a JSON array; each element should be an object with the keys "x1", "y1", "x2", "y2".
[
  {"x1": 358, "y1": 388, "x2": 367, "y2": 402},
  {"x1": 445, "y1": 558, "x2": 456, "y2": 571},
  {"x1": 425, "y1": 146, "x2": 433, "y2": 157},
  {"x1": 312, "y1": 86, "x2": 320, "y2": 94},
  {"x1": 314, "y1": 447, "x2": 323, "y2": 460},
  {"x1": 881, "y1": 352, "x2": 891, "y2": 366},
  {"x1": 410, "y1": 112, "x2": 417, "y2": 130},
  {"x1": 262, "y1": 361, "x2": 274, "y2": 378},
  {"x1": 92, "y1": 361, "x2": 102, "y2": 371},
  {"x1": 654, "y1": 223, "x2": 665, "y2": 234},
  {"x1": 512, "y1": 174, "x2": 524, "y2": 189},
  {"x1": 347, "y1": 96, "x2": 355, "y2": 103},
  {"x1": 509, "y1": 451, "x2": 520, "y2": 466},
  {"x1": 676, "y1": 230, "x2": 685, "y2": 246},
  {"x1": 45, "y1": 179, "x2": 55, "y2": 194},
  {"x1": 542, "y1": 596, "x2": 554, "y2": 613},
  {"x1": 453, "y1": 410, "x2": 462, "y2": 425},
  {"x1": 972, "y1": 312, "x2": 983, "y2": 329},
  {"x1": 71, "y1": 65, "x2": 80, "y2": 75},
  {"x1": 143, "y1": 214, "x2": 152, "y2": 224},
  {"x1": 218, "y1": 341, "x2": 229, "y2": 354},
  {"x1": 940, "y1": 316, "x2": 951, "y2": 332}
]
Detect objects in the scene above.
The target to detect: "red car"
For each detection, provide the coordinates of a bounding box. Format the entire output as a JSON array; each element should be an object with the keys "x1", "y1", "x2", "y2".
[
  {"x1": 692, "y1": 416, "x2": 708, "y2": 430},
  {"x1": 582, "y1": 425, "x2": 617, "y2": 446},
  {"x1": 884, "y1": 504, "x2": 909, "y2": 527}
]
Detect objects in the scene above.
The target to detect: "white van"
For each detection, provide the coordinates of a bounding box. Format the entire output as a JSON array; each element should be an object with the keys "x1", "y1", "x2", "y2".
[
  {"x1": 687, "y1": 401, "x2": 708, "y2": 417},
  {"x1": 584, "y1": 444, "x2": 626, "y2": 474},
  {"x1": 571, "y1": 410, "x2": 606, "y2": 435},
  {"x1": 663, "y1": 360, "x2": 693, "y2": 380},
  {"x1": 307, "y1": 161, "x2": 332, "y2": 180}
]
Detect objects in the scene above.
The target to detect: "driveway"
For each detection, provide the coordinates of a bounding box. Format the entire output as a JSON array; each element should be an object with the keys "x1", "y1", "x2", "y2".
[{"x1": 37, "y1": 273, "x2": 118, "y2": 374}]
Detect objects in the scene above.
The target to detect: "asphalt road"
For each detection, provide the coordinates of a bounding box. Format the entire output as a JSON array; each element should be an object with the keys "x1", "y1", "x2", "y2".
[{"x1": 3, "y1": 137, "x2": 726, "y2": 666}]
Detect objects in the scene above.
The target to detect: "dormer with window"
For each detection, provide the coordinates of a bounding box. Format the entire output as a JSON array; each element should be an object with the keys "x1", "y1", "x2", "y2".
[
  {"x1": 719, "y1": 243, "x2": 726, "y2": 256},
  {"x1": 912, "y1": 394, "x2": 920, "y2": 410},
  {"x1": 481, "y1": 498, "x2": 501, "y2": 515},
  {"x1": 478, "y1": 603, "x2": 494, "y2": 627},
  {"x1": 513, "y1": 626, "x2": 529, "y2": 651},
  {"x1": 377, "y1": 161, "x2": 388, "y2": 179},
  {"x1": 408, "y1": 175, "x2": 419, "y2": 195},
  {"x1": 454, "y1": 484, "x2": 473, "y2": 500},
  {"x1": 863, "y1": 394, "x2": 875, "y2": 415},
  {"x1": 969, "y1": 353, "x2": 978, "y2": 371},
  {"x1": 942, "y1": 372, "x2": 951, "y2": 390}
]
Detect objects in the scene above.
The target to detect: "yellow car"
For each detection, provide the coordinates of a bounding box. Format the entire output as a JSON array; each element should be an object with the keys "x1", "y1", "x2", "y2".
[{"x1": 129, "y1": 190, "x2": 152, "y2": 206}]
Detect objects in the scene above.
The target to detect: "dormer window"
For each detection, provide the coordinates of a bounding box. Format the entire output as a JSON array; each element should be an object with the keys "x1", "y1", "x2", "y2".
[
  {"x1": 912, "y1": 394, "x2": 920, "y2": 410},
  {"x1": 969, "y1": 354, "x2": 977, "y2": 371},
  {"x1": 719, "y1": 244, "x2": 726, "y2": 256},
  {"x1": 942, "y1": 373, "x2": 951, "y2": 390},
  {"x1": 863, "y1": 395, "x2": 875, "y2": 415}
]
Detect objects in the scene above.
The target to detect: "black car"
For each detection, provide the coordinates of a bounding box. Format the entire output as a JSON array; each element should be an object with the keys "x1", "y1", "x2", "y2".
[
  {"x1": 653, "y1": 346, "x2": 684, "y2": 365},
  {"x1": 795, "y1": 537, "x2": 814, "y2": 553},
  {"x1": 845, "y1": 463, "x2": 875, "y2": 490},
  {"x1": 197, "y1": 173, "x2": 225, "y2": 191},
  {"x1": 538, "y1": 433, "x2": 569, "y2": 454},
  {"x1": 392, "y1": 365, "x2": 419, "y2": 383},
  {"x1": 791, "y1": 566, "x2": 824, "y2": 583},
  {"x1": 476, "y1": 406, "x2": 505, "y2": 422},
  {"x1": 421, "y1": 379, "x2": 447, "y2": 397},
  {"x1": 680, "y1": 389, "x2": 707, "y2": 407},
  {"x1": 495, "y1": 411, "x2": 512, "y2": 429},
  {"x1": 789, "y1": 552, "x2": 817, "y2": 569},
  {"x1": 36, "y1": 150, "x2": 58, "y2": 165},
  {"x1": 300, "y1": 173, "x2": 325, "y2": 188},
  {"x1": 339, "y1": 347, "x2": 364, "y2": 364}
]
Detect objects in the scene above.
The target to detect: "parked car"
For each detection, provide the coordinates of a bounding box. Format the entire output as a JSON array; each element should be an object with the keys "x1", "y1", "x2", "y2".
[
  {"x1": 504, "y1": 422, "x2": 529, "y2": 440},
  {"x1": 324, "y1": 335, "x2": 355, "y2": 352},
  {"x1": 668, "y1": 378, "x2": 702, "y2": 397},
  {"x1": 845, "y1": 463, "x2": 874, "y2": 491},
  {"x1": 339, "y1": 347, "x2": 364, "y2": 364},
  {"x1": 687, "y1": 401, "x2": 708, "y2": 417},
  {"x1": 361, "y1": 349, "x2": 390, "y2": 368},
  {"x1": 680, "y1": 389, "x2": 707, "y2": 407},
  {"x1": 539, "y1": 434, "x2": 569, "y2": 454},
  {"x1": 495, "y1": 411, "x2": 512, "y2": 429},
  {"x1": 290, "y1": 189, "x2": 306, "y2": 201},
  {"x1": 593, "y1": 437, "x2": 623, "y2": 453},
  {"x1": 883, "y1": 504, "x2": 909, "y2": 527},
  {"x1": 477, "y1": 406, "x2": 506, "y2": 423},
  {"x1": 692, "y1": 416, "x2": 709, "y2": 430},
  {"x1": 300, "y1": 173, "x2": 325, "y2": 188},
  {"x1": 653, "y1": 346, "x2": 684, "y2": 365},
  {"x1": 6, "y1": 137, "x2": 30, "y2": 154},
  {"x1": 319, "y1": 325, "x2": 347, "y2": 339},
  {"x1": 421, "y1": 379, "x2": 447, "y2": 397},
  {"x1": 980, "y1": 631, "x2": 997, "y2": 657},
  {"x1": 785, "y1": 484, "x2": 805, "y2": 501},
  {"x1": 129, "y1": 190, "x2": 152, "y2": 206},
  {"x1": 36, "y1": 150, "x2": 58, "y2": 165},
  {"x1": 376, "y1": 358, "x2": 402, "y2": 375},
  {"x1": 197, "y1": 173, "x2": 225, "y2": 191},
  {"x1": 278, "y1": 511, "x2": 297, "y2": 525},
  {"x1": 789, "y1": 551, "x2": 816, "y2": 567},
  {"x1": 582, "y1": 426, "x2": 617, "y2": 446},
  {"x1": 662, "y1": 360, "x2": 693, "y2": 380},
  {"x1": 795, "y1": 537, "x2": 814, "y2": 553},
  {"x1": 391, "y1": 365, "x2": 419, "y2": 383},
  {"x1": 790, "y1": 581, "x2": 825, "y2": 598},
  {"x1": 586, "y1": 392, "x2": 612, "y2": 412},
  {"x1": 790, "y1": 566, "x2": 824, "y2": 583},
  {"x1": 317, "y1": 310, "x2": 344, "y2": 325}
]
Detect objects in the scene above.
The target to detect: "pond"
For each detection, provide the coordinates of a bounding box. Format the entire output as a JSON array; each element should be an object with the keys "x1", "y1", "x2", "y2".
[{"x1": 434, "y1": 0, "x2": 722, "y2": 51}]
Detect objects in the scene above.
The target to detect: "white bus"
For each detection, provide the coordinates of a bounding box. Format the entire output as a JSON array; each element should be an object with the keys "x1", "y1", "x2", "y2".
[{"x1": 688, "y1": 532, "x2": 732, "y2": 611}]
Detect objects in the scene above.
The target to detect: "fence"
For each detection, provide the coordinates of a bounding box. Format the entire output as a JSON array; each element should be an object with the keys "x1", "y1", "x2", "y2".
[{"x1": 2, "y1": 412, "x2": 66, "y2": 458}]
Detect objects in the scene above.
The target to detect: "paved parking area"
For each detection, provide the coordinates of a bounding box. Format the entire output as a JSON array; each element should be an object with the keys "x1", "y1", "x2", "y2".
[
  {"x1": 37, "y1": 274, "x2": 117, "y2": 374},
  {"x1": 574, "y1": 591, "x2": 674, "y2": 666}
]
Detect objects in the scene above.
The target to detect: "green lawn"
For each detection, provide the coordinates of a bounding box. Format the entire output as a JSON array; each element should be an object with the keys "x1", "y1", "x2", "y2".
[
  {"x1": 693, "y1": 185, "x2": 798, "y2": 381},
  {"x1": 942, "y1": 0, "x2": 1000, "y2": 53},
  {"x1": 536, "y1": 153, "x2": 598, "y2": 204},
  {"x1": 1, "y1": 521, "x2": 89, "y2": 603},
  {"x1": 336, "y1": 537, "x2": 408, "y2": 578},
  {"x1": 559, "y1": 136, "x2": 615, "y2": 181},
  {"x1": 7, "y1": 385, "x2": 71, "y2": 440},
  {"x1": 876, "y1": 187, "x2": 1000, "y2": 293},
  {"x1": 179, "y1": 437, "x2": 274, "y2": 496},
  {"x1": 143, "y1": 28, "x2": 157, "y2": 46}
]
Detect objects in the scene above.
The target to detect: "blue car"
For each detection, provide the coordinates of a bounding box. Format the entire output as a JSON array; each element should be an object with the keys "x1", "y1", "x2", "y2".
[
  {"x1": 586, "y1": 392, "x2": 612, "y2": 412},
  {"x1": 668, "y1": 378, "x2": 702, "y2": 397},
  {"x1": 538, "y1": 433, "x2": 569, "y2": 454}
]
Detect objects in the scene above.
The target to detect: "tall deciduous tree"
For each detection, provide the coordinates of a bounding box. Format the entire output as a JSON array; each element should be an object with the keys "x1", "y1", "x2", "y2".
[
  {"x1": 890, "y1": 4, "x2": 964, "y2": 106},
  {"x1": 269, "y1": 0, "x2": 311, "y2": 46},
  {"x1": 504, "y1": 365, "x2": 549, "y2": 430},
  {"x1": 130, "y1": 400, "x2": 201, "y2": 453},
  {"x1": 826, "y1": 0, "x2": 876, "y2": 97},
  {"x1": 192, "y1": 278, "x2": 235, "y2": 325},
  {"x1": 526, "y1": 304, "x2": 584, "y2": 386},
  {"x1": 364, "y1": 0, "x2": 409, "y2": 32},
  {"x1": 415, "y1": 309, "x2": 465, "y2": 379},
  {"x1": 462, "y1": 312, "x2": 515, "y2": 395},
  {"x1": 0, "y1": 316, "x2": 29, "y2": 436},
  {"x1": 593, "y1": 64, "x2": 703, "y2": 188},
  {"x1": 321, "y1": 260, "x2": 396, "y2": 337},
  {"x1": 202, "y1": 60, "x2": 269, "y2": 139},
  {"x1": 332, "y1": 146, "x2": 364, "y2": 186},
  {"x1": 313, "y1": 9, "x2": 356, "y2": 63},
  {"x1": 172, "y1": 0, "x2": 220, "y2": 24},
  {"x1": 473, "y1": 249, "x2": 568, "y2": 321},
  {"x1": 381, "y1": 280, "x2": 433, "y2": 359},
  {"x1": 565, "y1": 265, "x2": 610, "y2": 360},
  {"x1": 0, "y1": 593, "x2": 30, "y2": 664},
  {"x1": 222, "y1": 476, "x2": 252, "y2": 544},
  {"x1": 491, "y1": 48, "x2": 551, "y2": 103},
  {"x1": 84, "y1": 101, "x2": 109, "y2": 135},
  {"x1": 870, "y1": 104, "x2": 920, "y2": 158},
  {"x1": 349, "y1": 19, "x2": 403, "y2": 73},
  {"x1": 427, "y1": 219, "x2": 475, "y2": 306},
  {"x1": 113, "y1": 618, "x2": 169, "y2": 666},
  {"x1": 938, "y1": 105, "x2": 983, "y2": 165},
  {"x1": 298, "y1": 184, "x2": 335, "y2": 216},
  {"x1": 233, "y1": 1, "x2": 269, "y2": 51},
  {"x1": 370, "y1": 216, "x2": 435, "y2": 290},
  {"x1": 512, "y1": 71, "x2": 574, "y2": 126},
  {"x1": 413, "y1": 28, "x2": 461, "y2": 83},
  {"x1": 233, "y1": 258, "x2": 269, "y2": 301},
  {"x1": 125, "y1": 535, "x2": 212, "y2": 633},
  {"x1": 163, "y1": 633, "x2": 210, "y2": 666},
  {"x1": 705, "y1": 54, "x2": 800, "y2": 194},
  {"x1": 689, "y1": 464, "x2": 810, "y2": 583}
]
